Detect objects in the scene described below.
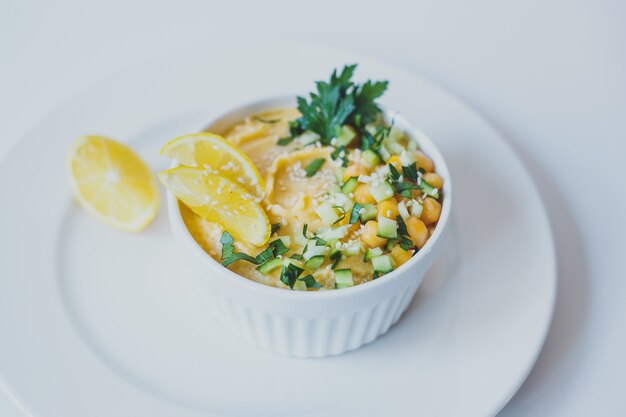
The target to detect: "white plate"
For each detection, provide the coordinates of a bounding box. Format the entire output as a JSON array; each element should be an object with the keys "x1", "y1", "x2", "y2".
[{"x1": 0, "y1": 42, "x2": 555, "y2": 417}]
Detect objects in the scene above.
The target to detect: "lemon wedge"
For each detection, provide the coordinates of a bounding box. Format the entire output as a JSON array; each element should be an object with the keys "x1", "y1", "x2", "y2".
[
  {"x1": 67, "y1": 135, "x2": 159, "y2": 232},
  {"x1": 160, "y1": 133, "x2": 264, "y2": 197},
  {"x1": 159, "y1": 166, "x2": 270, "y2": 246}
]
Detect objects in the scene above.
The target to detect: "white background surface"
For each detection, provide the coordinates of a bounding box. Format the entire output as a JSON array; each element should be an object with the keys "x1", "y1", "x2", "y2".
[{"x1": 1, "y1": 0, "x2": 624, "y2": 416}]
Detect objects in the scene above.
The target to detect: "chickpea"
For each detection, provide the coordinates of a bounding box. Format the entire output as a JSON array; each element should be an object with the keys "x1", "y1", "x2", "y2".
[
  {"x1": 353, "y1": 183, "x2": 376, "y2": 204},
  {"x1": 377, "y1": 199, "x2": 399, "y2": 219},
  {"x1": 387, "y1": 155, "x2": 402, "y2": 171},
  {"x1": 420, "y1": 197, "x2": 442, "y2": 225},
  {"x1": 406, "y1": 216, "x2": 429, "y2": 249},
  {"x1": 415, "y1": 151, "x2": 434, "y2": 173},
  {"x1": 361, "y1": 220, "x2": 388, "y2": 248},
  {"x1": 343, "y1": 163, "x2": 369, "y2": 182},
  {"x1": 422, "y1": 172, "x2": 443, "y2": 190},
  {"x1": 390, "y1": 245, "x2": 414, "y2": 267}
]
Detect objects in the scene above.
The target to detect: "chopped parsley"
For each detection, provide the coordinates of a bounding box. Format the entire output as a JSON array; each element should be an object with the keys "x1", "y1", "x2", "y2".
[
  {"x1": 329, "y1": 251, "x2": 342, "y2": 269},
  {"x1": 402, "y1": 162, "x2": 419, "y2": 182},
  {"x1": 302, "y1": 224, "x2": 327, "y2": 246},
  {"x1": 299, "y1": 274, "x2": 322, "y2": 289},
  {"x1": 330, "y1": 145, "x2": 349, "y2": 167},
  {"x1": 255, "y1": 239, "x2": 288, "y2": 263},
  {"x1": 332, "y1": 205, "x2": 346, "y2": 225},
  {"x1": 396, "y1": 215, "x2": 415, "y2": 251},
  {"x1": 277, "y1": 136, "x2": 295, "y2": 146},
  {"x1": 220, "y1": 232, "x2": 259, "y2": 267},
  {"x1": 220, "y1": 231, "x2": 288, "y2": 268},
  {"x1": 304, "y1": 158, "x2": 326, "y2": 177},
  {"x1": 280, "y1": 261, "x2": 304, "y2": 289},
  {"x1": 360, "y1": 122, "x2": 393, "y2": 154},
  {"x1": 349, "y1": 203, "x2": 363, "y2": 224}
]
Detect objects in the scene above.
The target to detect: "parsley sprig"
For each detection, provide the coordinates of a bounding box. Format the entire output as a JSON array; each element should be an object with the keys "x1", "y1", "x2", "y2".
[{"x1": 287, "y1": 65, "x2": 388, "y2": 146}]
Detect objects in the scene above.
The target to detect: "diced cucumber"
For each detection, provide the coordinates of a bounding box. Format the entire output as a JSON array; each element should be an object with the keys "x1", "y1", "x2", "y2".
[
  {"x1": 341, "y1": 177, "x2": 359, "y2": 194},
  {"x1": 397, "y1": 201, "x2": 410, "y2": 221},
  {"x1": 330, "y1": 192, "x2": 354, "y2": 211},
  {"x1": 384, "y1": 138, "x2": 405, "y2": 155},
  {"x1": 362, "y1": 149, "x2": 381, "y2": 169},
  {"x1": 410, "y1": 200, "x2": 423, "y2": 217},
  {"x1": 420, "y1": 179, "x2": 440, "y2": 199},
  {"x1": 335, "y1": 125, "x2": 357, "y2": 147},
  {"x1": 399, "y1": 150, "x2": 416, "y2": 166},
  {"x1": 371, "y1": 255, "x2": 394, "y2": 273},
  {"x1": 385, "y1": 238, "x2": 399, "y2": 252},
  {"x1": 377, "y1": 216, "x2": 398, "y2": 239},
  {"x1": 296, "y1": 131, "x2": 321, "y2": 145},
  {"x1": 327, "y1": 238, "x2": 341, "y2": 256},
  {"x1": 282, "y1": 257, "x2": 304, "y2": 269},
  {"x1": 341, "y1": 240, "x2": 363, "y2": 256},
  {"x1": 377, "y1": 164, "x2": 390, "y2": 177},
  {"x1": 363, "y1": 247, "x2": 383, "y2": 261},
  {"x1": 294, "y1": 230, "x2": 309, "y2": 247},
  {"x1": 319, "y1": 225, "x2": 348, "y2": 240},
  {"x1": 368, "y1": 181, "x2": 395, "y2": 203},
  {"x1": 303, "y1": 244, "x2": 328, "y2": 261},
  {"x1": 334, "y1": 268, "x2": 354, "y2": 289},
  {"x1": 304, "y1": 255, "x2": 325, "y2": 270},
  {"x1": 387, "y1": 127, "x2": 405, "y2": 143},
  {"x1": 359, "y1": 203, "x2": 377, "y2": 222},
  {"x1": 292, "y1": 279, "x2": 308, "y2": 291},
  {"x1": 315, "y1": 202, "x2": 343, "y2": 226},
  {"x1": 378, "y1": 143, "x2": 391, "y2": 161},
  {"x1": 271, "y1": 236, "x2": 291, "y2": 248},
  {"x1": 334, "y1": 167, "x2": 345, "y2": 183},
  {"x1": 328, "y1": 184, "x2": 342, "y2": 194},
  {"x1": 256, "y1": 257, "x2": 282, "y2": 275}
]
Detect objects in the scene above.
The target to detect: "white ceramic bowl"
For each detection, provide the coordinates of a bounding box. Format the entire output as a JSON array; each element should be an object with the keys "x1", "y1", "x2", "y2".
[{"x1": 166, "y1": 97, "x2": 452, "y2": 357}]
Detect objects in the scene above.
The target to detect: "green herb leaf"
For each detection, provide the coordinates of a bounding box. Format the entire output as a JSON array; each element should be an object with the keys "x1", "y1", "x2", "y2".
[
  {"x1": 332, "y1": 205, "x2": 346, "y2": 225},
  {"x1": 220, "y1": 231, "x2": 235, "y2": 260},
  {"x1": 294, "y1": 64, "x2": 387, "y2": 145},
  {"x1": 402, "y1": 162, "x2": 418, "y2": 182},
  {"x1": 299, "y1": 274, "x2": 322, "y2": 289},
  {"x1": 396, "y1": 215, "x2": 415, "y2": 251},
  {"x1": 330, "y1": 251, "x2": 342, "y2": 269},
  {"x1": 220, "y1": 231, "x2": 261, "y2": 267},
  {"x1": 349, "y1": 203, "x2": 363, "y2": 224},
  {"x1": 255, "y1": 239, "x2": 288, "y2": 264},
  {"x1": 304, "y1": 158, "x2": 326, "y2": 177},
  {"x1": 330, "y1": 145, "x2": 349, "y2": 167},
  {"x1": 222, "y1": 252, "x2": 260, "y2": 267},
  {"x1": 271, "y1": 223, "x2": 281, "y2": 235},
  {"x1": 348, "y1": 80, "x2": 389, "y2": 128},
  {"x1": 388, "y1": 163, "x2": 401, "y2": 182},
  {"x1": 280, "y1": 262, "x2": 304, "y2": 289},
  {"x1": 302, "y1": 224, "x2": 314, "y2": 239},
  {"x1": 277, "y1": 136, "x2": 295, "y2": 146}
]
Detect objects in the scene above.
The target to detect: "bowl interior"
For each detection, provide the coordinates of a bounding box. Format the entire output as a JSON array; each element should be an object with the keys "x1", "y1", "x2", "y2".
[{"x1": 168, "y1": 96, "x2": 452, "y2": 295}]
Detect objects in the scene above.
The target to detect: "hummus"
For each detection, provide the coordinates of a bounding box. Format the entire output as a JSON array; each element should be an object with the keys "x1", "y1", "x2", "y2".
[{"x1": 181, "y1": 108, "x2": 443, "y2": 290}]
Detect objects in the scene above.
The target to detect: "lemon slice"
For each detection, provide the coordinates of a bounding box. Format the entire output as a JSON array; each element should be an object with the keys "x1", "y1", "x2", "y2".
[
  {"x1": 160, "y1": 133, "x2": 264, "y2": 197},
  {"x1": 159, "y1": 166, "x2": 270, "y2": 246},
  {"x1": 67, "y1": 135, "x2": 159, "y2": 232}
]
